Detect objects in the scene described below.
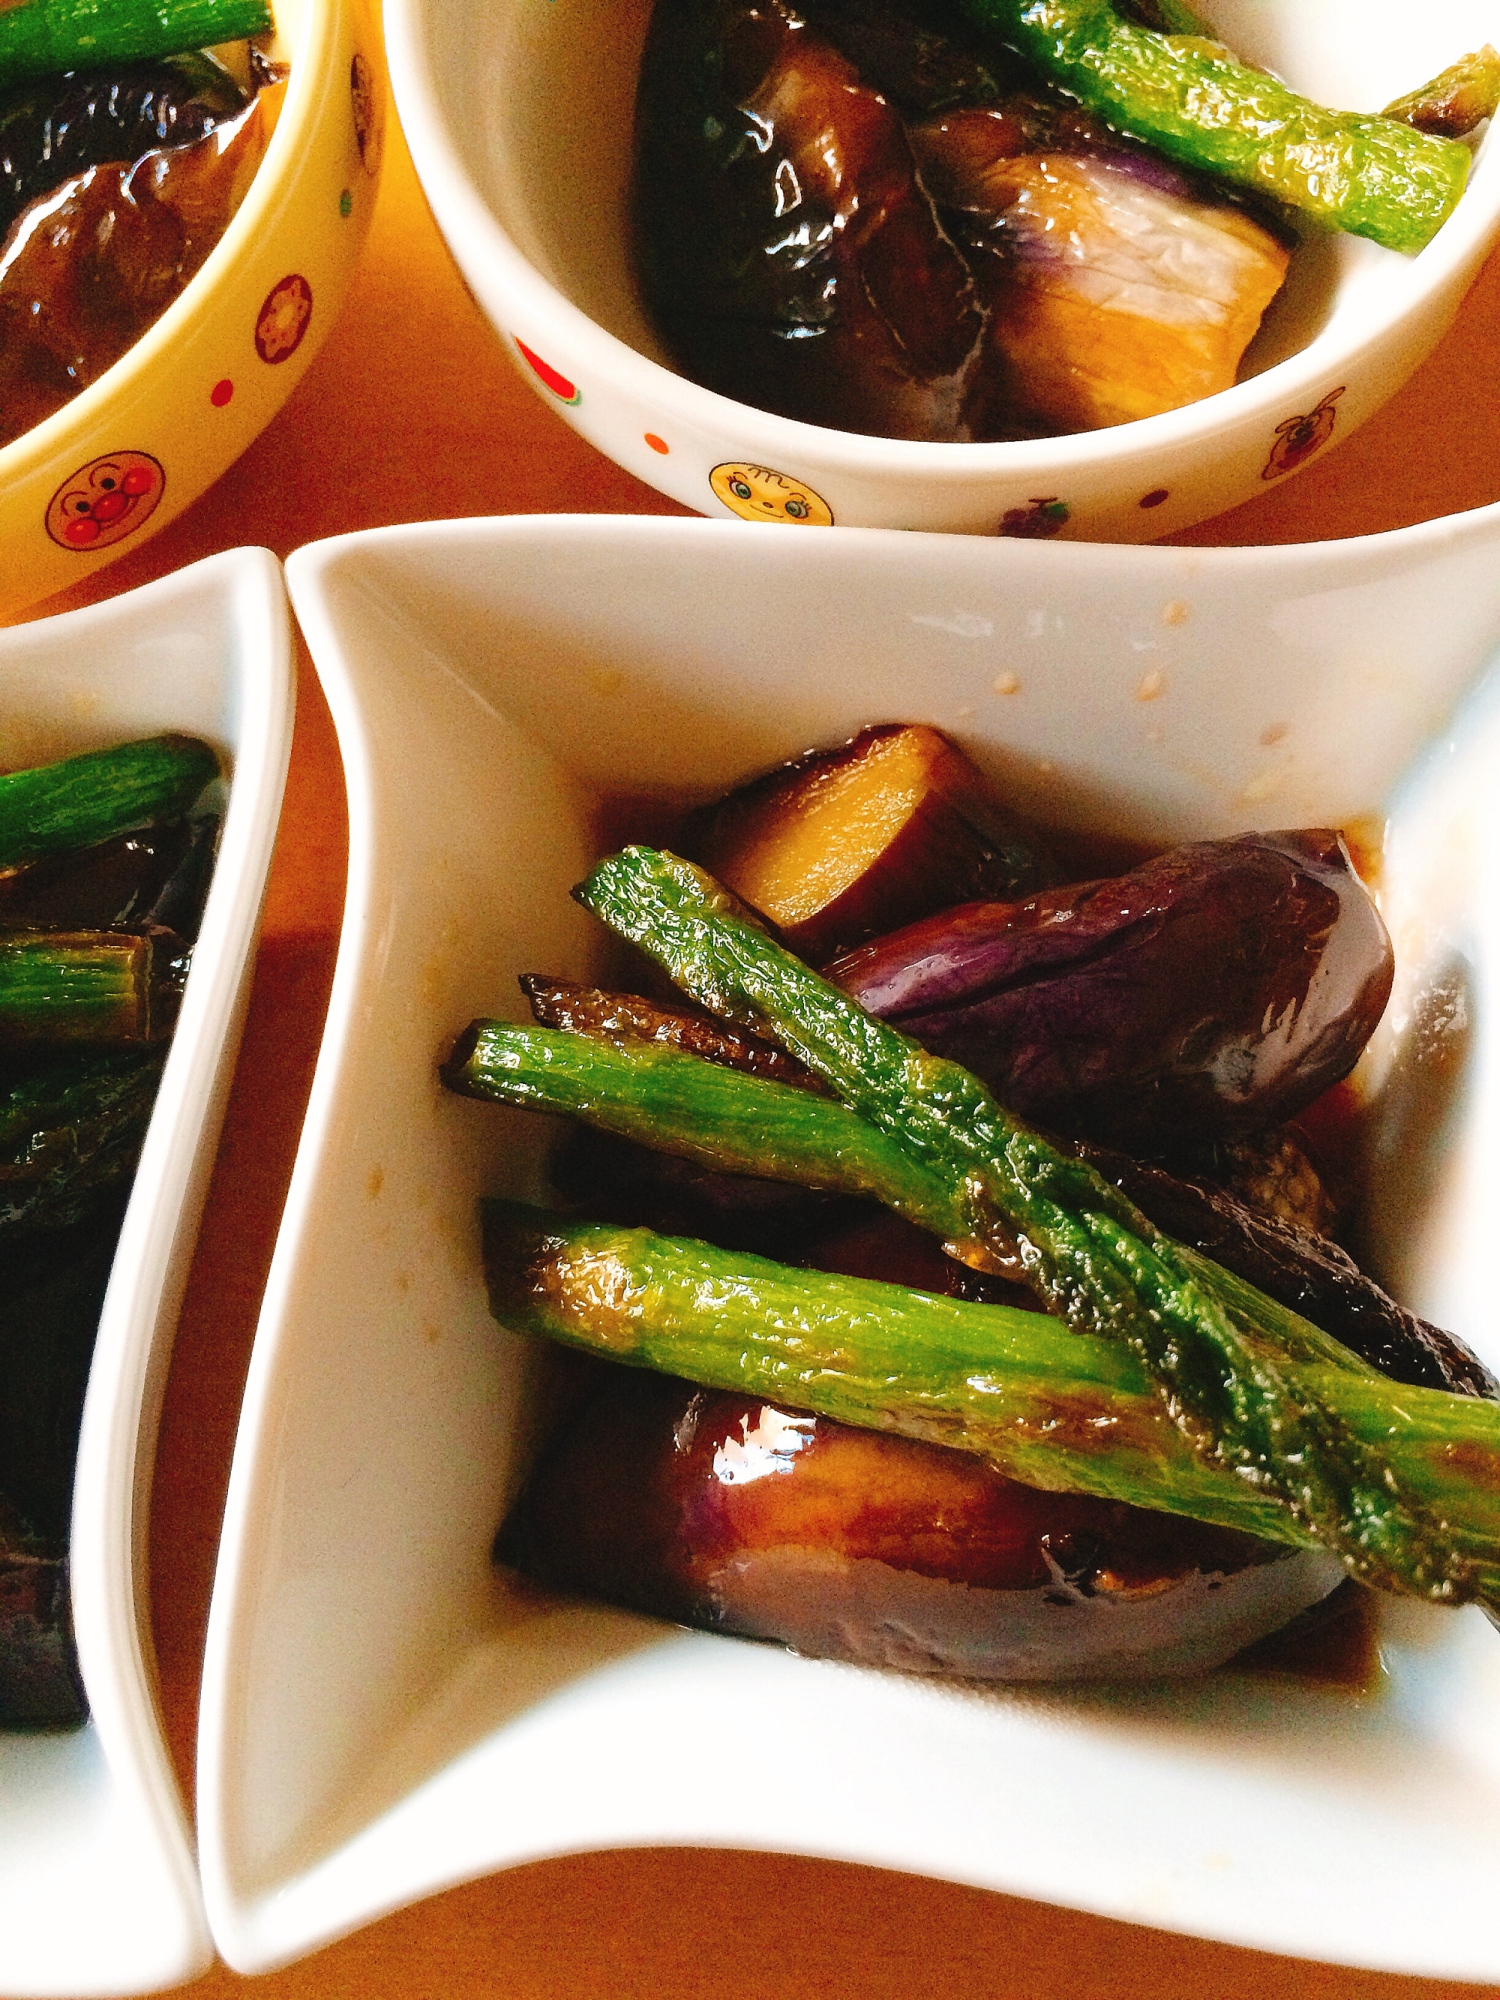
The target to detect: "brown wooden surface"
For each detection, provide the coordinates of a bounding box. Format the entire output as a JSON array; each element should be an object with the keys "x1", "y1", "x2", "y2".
[{"x1": 23, "y1": 94, "x2": 1500, "y2": 2000}]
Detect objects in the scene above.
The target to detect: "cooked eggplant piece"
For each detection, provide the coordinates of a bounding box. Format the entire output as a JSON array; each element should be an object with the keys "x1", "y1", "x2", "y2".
[
  {"x1": 522, "y1": 976, "x2": 822, "y2": 1090},
  {"x1": 0, "y1": 1193, "x2": 125, "y2": 1543},
  {"x1": 829, "y1": 829, "x2": 1394, "y2": 1148},
  {"x1": 796, "y1": 0, "x2": 1023, "y2": 117},
  {"x1": 138, "y1": 811, "x2": 220, "y2": 943},
  {"x1": 685, "y1": 724, "x2": 1053, "y2": 961},
  {"x1": 909, "y1": 108, "x2": 1291, "y2": 430},
  {"x1": 0, "y1": 1049, "x2": 166, "y2": 1234},
  {"x1": 1207, "y1": 1125, "x2": 1338, "y2": 1238},
  {"x1": 0, "y1": 52, "x2": 250, "y2": 242},
  {"x1": 633, "y1": 0, "x2": 1294, "y2": 438},
  {"x1": 549, "y1": 1122, "x2": 860, "y2": 1257},
  {"x1": 0, "y1": 81, "x2": 278, "y2": 447},
  {"x1": 634, "y1": 0, "x2": 996, "y2": 441},
  {"x1": 0, "y1": 1497, "x2": 83, "y2": 1729},
  {"x1": 800, "y1": 1204, "x2": 1040, "y2": 1307},
  {"x1": 1078, "y1": 1139, "x2": 1498, "y2": 1400},
  {"x1": 0, "y1": 819, "x2": 195, "y2": 932},
  {"x1": 501, "y1": 1368, "x2": 1343, "y2": 1679}
]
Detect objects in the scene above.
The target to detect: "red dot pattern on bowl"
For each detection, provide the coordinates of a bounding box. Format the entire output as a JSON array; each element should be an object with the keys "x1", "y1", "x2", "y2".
[
  {"x1": 515, "y1": 338, "x2": 581, "y2": 405},
  {"x1": 645, "y1": 433, "x2": 669, "y2": 455},
  {"x1": 1139, "y1": 488, "x2": 1169, "y2": 509},
  {"x1": 211, "y1": 379, "x2": 235, "y2": 408}
]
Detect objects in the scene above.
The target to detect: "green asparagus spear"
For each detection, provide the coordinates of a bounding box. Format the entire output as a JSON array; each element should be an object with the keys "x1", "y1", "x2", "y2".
[
  {"x1": 1385, "y1": 45, "x2": 1500, "y2": 140},
  {"x1": 574, "y1": 848, "x2": 1487, "y2": 1603},
  {"x1": 484, "y1": 1202, "x2": 1500, "y2": 1595},
  {"x1": 0, "y1": 1049, "x2": 166, "y2": 1232},
  {"x1": 0, "y1": 736, "x2": 217, "y2": 870},
  {"x1": 446, "y1": 1014, "x2": 1481, "y2": 1390},
  {"x1": 0, "y1": 0, "x2": 270, "y2": 91},
  {"x1": 955, "y1": 0, "x2": 1472, "y2": 253},
  {"x1": 442, "y1": 1021, "x2": 961, "y2": 1232},
  {"x1": 0, "y1": 931, "x2": 182, "y2": 1047}
]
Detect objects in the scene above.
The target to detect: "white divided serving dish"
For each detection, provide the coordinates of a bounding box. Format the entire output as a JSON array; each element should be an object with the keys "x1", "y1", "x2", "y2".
[
  {"x1": 205, "y1": 510, "x2": 1500, "y2": 1978},
  {"x1": 0, "y1": 549, "x2": 293, "y2": 1997}
]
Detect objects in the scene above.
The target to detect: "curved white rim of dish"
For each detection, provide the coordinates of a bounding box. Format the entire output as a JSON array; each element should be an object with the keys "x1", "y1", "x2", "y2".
[
  {"x1": 197, "y1": 496, "x2": 1500, "y2": 1981},
  {"x1": 384, "y1": 0, "x2": 1500, "y2": 483},
  {"x1": 0, "y1": 0, "x2": 342, "y2": 484},
  {"x1": 11, "y1": 547, "x2": 293, "y2": 1998}
]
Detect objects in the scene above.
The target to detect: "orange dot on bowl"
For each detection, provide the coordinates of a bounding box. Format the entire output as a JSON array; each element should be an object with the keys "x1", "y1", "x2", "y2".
[
  {"x1": 210, "y1": 378, "x2": 235, "y2": 407},
  {"x1": 644, "y1": 433, "x2": 670, "y2": 455}
]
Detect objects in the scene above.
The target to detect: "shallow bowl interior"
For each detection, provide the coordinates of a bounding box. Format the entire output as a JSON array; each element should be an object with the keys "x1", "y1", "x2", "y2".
[
  {"x1": 200, "y1": 509, "x2": 1500, "y2": 1980},
  {"x1": 388, "y1": 0, "x2": 1500, "y2": 537},
  {"x1": 0, "y1": 549, "x2": 292, "y2": 1998}
]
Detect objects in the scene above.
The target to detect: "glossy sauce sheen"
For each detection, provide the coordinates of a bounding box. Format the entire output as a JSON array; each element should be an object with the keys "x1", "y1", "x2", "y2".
[
  {"x1": 0, "y1": 54, "x2": 249, "y2": 239},
  {"x1": 830, "y1": 829, "x2": 1395, "y2": 1150},
  {"x1": 0, "y1": 73, "x2": 278, "y2": 447},
  {"x1": 636, "y1": 0, "x2": 993, "y2": 440},
  {"x1": 503, "y1": 1370, "x2": 1344, "y2": 1680}
]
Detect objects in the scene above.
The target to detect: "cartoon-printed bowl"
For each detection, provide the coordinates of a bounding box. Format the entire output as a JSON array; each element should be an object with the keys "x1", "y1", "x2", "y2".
[
  {"x1": 0, "y1": 0, "x2": 385, "y2": 624},
  {"x1": 0, "y1": 547, "x2": 292, "y2": 1998},
  {"x1": 384, "y1": 0, "x2": 1500, "y2": 542},
  {"x1": 199, "y1": 506, "x2": 1500, "y2": 1978}
]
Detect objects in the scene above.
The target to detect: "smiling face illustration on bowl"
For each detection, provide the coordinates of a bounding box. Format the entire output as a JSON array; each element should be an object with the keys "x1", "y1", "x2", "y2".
[
  {"x1": 45, "y1": 452, "x2": 166, "y2": 550},
  {"x1": 710, "y1": 462, "x2": 833, "y2": 525}
]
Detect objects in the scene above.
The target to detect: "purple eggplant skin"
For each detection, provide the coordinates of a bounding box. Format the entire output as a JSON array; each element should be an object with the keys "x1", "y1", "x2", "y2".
[
  {"x1": 1078, "y1": 1140, "x2": 1499, "y2": 1402},
  {"x1": 0, "y1": 54, "x2": 249, "y2": 244},
  {"x1": 501, "y1": 1368, "x2": 1343, "y2": 1681},
  {"x1": 633, "y1": 0, "x2": 999, "y2": 442},
  {"x1": 830, "y1": 830, "x2": 1395, "y2": 1152},
  {"x1": 0, "y1": 819, "x2": 195, "y2": 933}
]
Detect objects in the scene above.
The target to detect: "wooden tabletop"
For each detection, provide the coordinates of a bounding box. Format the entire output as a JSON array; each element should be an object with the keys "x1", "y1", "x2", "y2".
[{"x1": 29, "y1": 95, "x2": 1500, "y2": 2000}]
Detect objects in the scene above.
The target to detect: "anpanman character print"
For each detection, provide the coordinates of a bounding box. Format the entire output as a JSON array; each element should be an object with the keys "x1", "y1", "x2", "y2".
[
  {"x1": 46, "y1": 452, "x2": 164, "y2": 551},
  {"x1": 1263, "y1": 387, "x2": 1345, "y2": 480},
  {"x1": 710, "y1": 463, "x2": 833, "y2": 525}
]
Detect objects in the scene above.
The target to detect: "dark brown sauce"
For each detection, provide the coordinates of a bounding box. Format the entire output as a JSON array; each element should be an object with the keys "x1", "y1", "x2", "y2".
[
  {"x1": 588, "y1": 790, "x2": 696, "y2": 863},
  {"x1": 1233, "y1": 1578, "x2": 1381, "y2": 1690}
]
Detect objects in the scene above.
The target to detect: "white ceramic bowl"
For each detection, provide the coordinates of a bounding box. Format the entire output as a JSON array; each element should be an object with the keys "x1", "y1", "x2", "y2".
[
  {"x1": 204, "y1": 508, "x2": 1500, "y2": 1979},
  {"x1": 385, "y1": 0, "x2": 1500, "y2": 541},
  {"x1": 0, "y1": 549, "x2": 293, "y2": 1997}
]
